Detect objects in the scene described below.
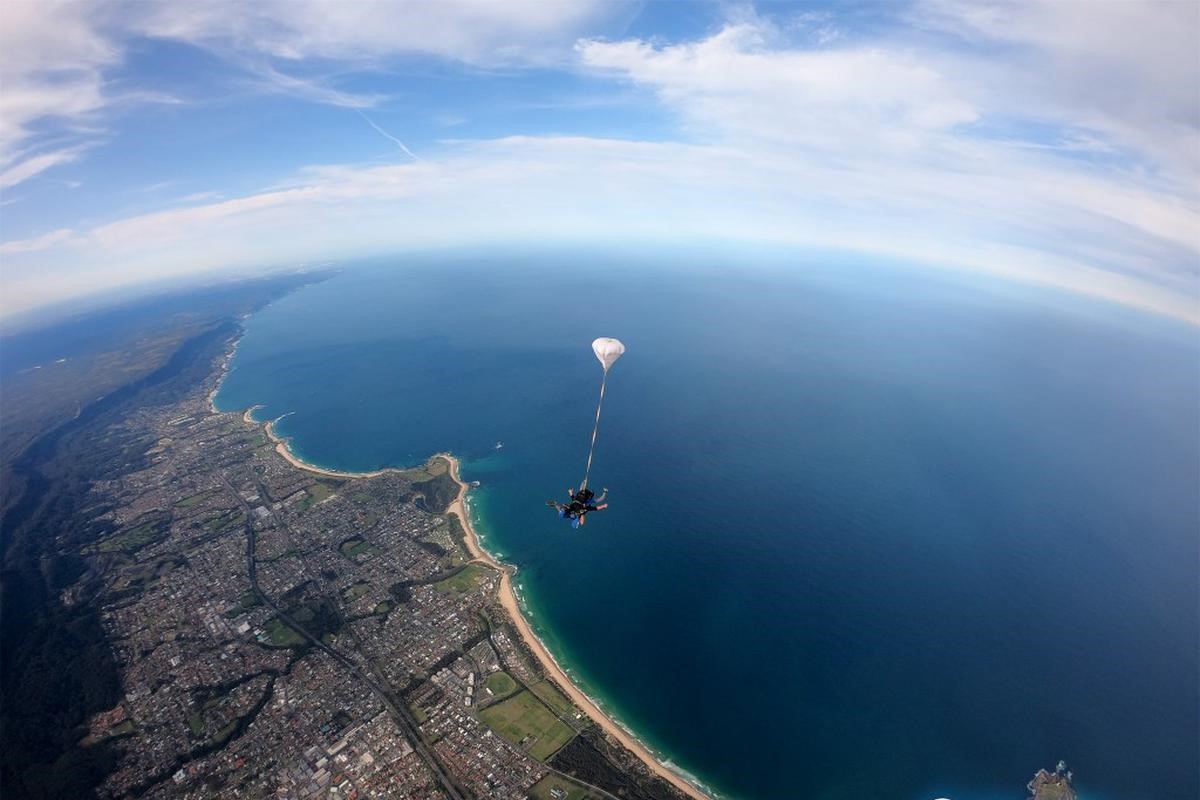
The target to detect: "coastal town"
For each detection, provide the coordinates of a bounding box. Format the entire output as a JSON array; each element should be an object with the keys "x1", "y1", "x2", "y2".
[{"x1": 60, "y1": 333, "x2": 700, "y2": 800}]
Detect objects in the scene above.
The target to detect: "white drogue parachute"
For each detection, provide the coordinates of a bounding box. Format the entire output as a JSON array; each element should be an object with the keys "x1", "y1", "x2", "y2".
[
  {"x1": 591, "y1": 337, "x2": 625, "y2": 373},
  {"x1": 582, "y1": 337, "x2": 624, "y2": 489}
]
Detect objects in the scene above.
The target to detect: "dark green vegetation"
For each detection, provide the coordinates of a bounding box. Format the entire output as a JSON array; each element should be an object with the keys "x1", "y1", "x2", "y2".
[
  {"x1": 410, "y1": 469, "x2": 459, "y2": 514},
  {"x1": 549, "y1": 734, "x2": 681, "y2": 800},
  {"x1": 477, "y1": 689, "x2": 575, "y2": 761},
  {"x1": 0, "y1": 273, "x2": 330, "y2": 800}
]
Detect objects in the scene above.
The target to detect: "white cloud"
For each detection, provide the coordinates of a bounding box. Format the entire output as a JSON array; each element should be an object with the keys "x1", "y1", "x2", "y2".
[
  {"x1": 0, "y1": 1, "x2": 114, "y2": 182},
  {"x1": 580, "y1": 24, "x2": 980, "y2": 150},
  {"x1": 575, "y1": 13, "x2": 1198, "y2": 310},
  {"x1": 2, "y1": 135, "x2": 1196, "y2": 324},
  {"x1": 0, "y1": 146, "x2": 86, "y2": 188},
  {"x1": 1, "y1": 2, "x2": 1195, "y2": 327},
  {"x1": 131, "y1": 0, "x2": 621, "y2": 65},
  {"x1": 0, "y1": 0, "x2": 624, "y2": 187},
  {"x1": 912, "y1": 0, "x2": 1200, "y2": 177},
  {"x1": 0, "y1": 226, "x2": 75, "y2": 254}
]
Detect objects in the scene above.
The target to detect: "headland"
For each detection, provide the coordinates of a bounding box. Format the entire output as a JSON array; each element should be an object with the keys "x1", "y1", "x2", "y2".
[{"x1": 221, "y1": 389, "x2": 711, "y2": 799}]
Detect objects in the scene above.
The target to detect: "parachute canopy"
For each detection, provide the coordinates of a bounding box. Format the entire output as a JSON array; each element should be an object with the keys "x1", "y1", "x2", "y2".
[{"x1": 592, "y1": 337, "x2": 625, "y2": 372}]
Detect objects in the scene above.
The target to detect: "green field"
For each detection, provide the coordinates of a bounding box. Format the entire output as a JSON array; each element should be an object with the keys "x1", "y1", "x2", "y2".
[
  {"x1": 176, "y1": 489, "x2": 217, "y2": 508},
  {"x1": 306, "y1": 482, "x2": 337, "y2": 503},
  {"x1": 85, "y1": 516, "x2": 169, "y2": 554},
  {"x1": 372, "y1": 600, "x2": 392, "y2": 615},
  {"x1": 398, "y1": 455, "x2": 449, "y2": 483},
  {"x1": 109, "y1": 719, "x2": 136, "y2": 738},
  {"x1": 262, "y1": 617, "x2": 305, "y2": 648},
  {"x1": 433, "y1": 563, "x2": 490, "y2": 595},
  {"x1": 339, "y1": 537, "x2": 375, "y2": 560},
  {"x1": 203, "y1": 510, "x2": 244, "y2": 533},
  {"x1": 529, "y1": 680, "x2": 575, "y2": 718},
  {"x1": 342, "y1": 581, "x2": 371, "y2": 600},
  {"x1": 483, "y1": 670, "x2": 518, "y2": 701},
  {"x1": 527, "y1": 774, "x2": 607, "y2": 800},
  {"x1": 477, "y1": 689, "x2": 575, "y2": 761},
  {"x1": 297, "y1": 481, "x2": 337, "y2": 512}
]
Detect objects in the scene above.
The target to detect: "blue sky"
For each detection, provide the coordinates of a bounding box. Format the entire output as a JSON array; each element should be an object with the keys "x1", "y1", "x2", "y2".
[{"x1": 1, "y1": 0, "x2": 1196, "y2": 322}]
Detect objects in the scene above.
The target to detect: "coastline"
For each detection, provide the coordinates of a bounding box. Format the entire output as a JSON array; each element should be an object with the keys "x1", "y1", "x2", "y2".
[
  {"x1": 442, "y1": 455, "x2": 711, "y2": 800},
  {"x1": 214, "y1": 371, "x2": 710, "y2": 798}
]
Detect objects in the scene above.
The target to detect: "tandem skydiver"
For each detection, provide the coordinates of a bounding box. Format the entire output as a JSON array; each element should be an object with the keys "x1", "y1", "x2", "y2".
[
  {"x1": 549, "y1": 337, "x2": 625, "y2": 530},
  {"x1": 547, "y1": 486, "x2": 608, "y2": 528}
]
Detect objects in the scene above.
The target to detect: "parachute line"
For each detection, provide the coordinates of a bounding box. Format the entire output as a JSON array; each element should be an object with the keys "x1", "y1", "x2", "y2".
[{"x1": 581, "y1": 368, "x2": 608, "y2": 490}]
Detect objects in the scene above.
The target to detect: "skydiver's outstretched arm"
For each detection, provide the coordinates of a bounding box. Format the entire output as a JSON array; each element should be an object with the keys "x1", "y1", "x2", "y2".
[{"x1": 594, "y1": 488, "x2": 608, "y2": 505}]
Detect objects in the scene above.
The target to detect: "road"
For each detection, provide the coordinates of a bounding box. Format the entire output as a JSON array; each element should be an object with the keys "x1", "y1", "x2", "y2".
[{"x1": 220, "y1": 474, "x2": 471, "y2": 800}]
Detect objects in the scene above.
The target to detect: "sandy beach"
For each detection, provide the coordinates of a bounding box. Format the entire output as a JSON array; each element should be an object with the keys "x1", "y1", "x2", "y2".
[
  {"x1": 263, "y1": 416, "x2": 399, "y2": 480},
  {"x1": 216, "y1": 358, "x2": 709, "y2": 798},
  {"x1": 441, "y1": 455, "x2": 710, "y2": 800}
]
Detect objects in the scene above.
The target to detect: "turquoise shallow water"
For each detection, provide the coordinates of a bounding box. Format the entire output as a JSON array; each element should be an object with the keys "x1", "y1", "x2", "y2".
[{"x1": 215, "y1": 246, "x2": 1199, "y2": 800}]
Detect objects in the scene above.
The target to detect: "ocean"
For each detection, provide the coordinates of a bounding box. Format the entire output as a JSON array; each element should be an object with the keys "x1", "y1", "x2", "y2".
[{"x1": 214, "y1": 245, "x2": 1199, "y2": 800}]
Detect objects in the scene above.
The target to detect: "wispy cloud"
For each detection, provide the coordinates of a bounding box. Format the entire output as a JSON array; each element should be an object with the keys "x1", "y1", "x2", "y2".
[
  {"x1": 129, "y1": 0, "x2": 624, "y2": 66},
  {"x1": 0, "y1": 3, "x2": 182, "y2": 189},
  {"x1": 354, "y1": 110, "x2": 421, "y2": 161},
  {"x1": 0, "y1": 146, "x2": 87, "y2": 189},
  {"x1": 0, "y1": 1, "x2": 1195, "y2": 327},
  {"x1": 575, "y1": 8, "x2": 1198, "y2": 309},
  {"x1": 2, "y1": 134, "x2": 1196, "y2": 323},
  {"x1": 0, "y1": 226, "x2": 76, "y2": 254},
  {"x1": 0, "y1": 0, "x2": 623, "y2": 188}
]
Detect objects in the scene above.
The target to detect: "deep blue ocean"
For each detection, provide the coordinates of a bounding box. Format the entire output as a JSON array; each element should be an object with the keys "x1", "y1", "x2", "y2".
[{"x1": 214, "y1": 245, "x2": 1199, "y2": 800}]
